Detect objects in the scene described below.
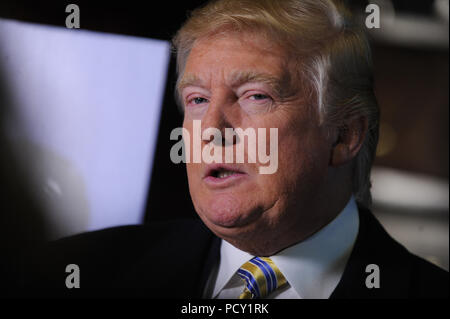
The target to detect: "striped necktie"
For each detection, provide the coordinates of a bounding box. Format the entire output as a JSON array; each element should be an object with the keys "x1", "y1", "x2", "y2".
[{"x1": 237, "y1": 257, "x2": 288, "y2": 299}]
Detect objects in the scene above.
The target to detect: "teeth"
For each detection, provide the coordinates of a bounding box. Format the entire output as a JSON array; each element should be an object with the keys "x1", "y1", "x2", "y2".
[{"x1": 217, "y1": 170, "x2": 234, "y2": 178}]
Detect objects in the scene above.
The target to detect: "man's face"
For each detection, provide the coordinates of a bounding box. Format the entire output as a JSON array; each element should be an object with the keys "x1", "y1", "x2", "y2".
[{"x1": 180, "y1": 32, "x2": 333, "y2": 255}]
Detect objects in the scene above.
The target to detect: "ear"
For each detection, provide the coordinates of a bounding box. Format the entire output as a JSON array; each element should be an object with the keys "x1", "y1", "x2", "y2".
[{"x1": 330, "y1": 116, "x2": 368, "y2": 167}]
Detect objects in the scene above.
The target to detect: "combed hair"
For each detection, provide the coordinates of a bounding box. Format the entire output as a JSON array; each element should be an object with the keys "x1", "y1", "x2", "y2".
[{"x1": 172, "y1": 0, "x2": 380, "y2": 208}]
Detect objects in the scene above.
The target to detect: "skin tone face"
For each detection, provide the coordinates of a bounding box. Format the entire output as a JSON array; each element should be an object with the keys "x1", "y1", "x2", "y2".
[{"x1": 179, "y1": 31, "x2": 360, "y2": 256}]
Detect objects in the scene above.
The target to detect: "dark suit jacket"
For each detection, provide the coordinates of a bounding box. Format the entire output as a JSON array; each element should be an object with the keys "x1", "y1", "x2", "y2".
[{"x1": 18, "y1": 207, "x2": 448, "y2": 298}]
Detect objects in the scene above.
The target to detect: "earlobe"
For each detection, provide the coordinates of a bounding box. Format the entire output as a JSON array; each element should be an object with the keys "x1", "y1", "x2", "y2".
[{"x1": 330, "y1": 143, "x2": 350, "y2": 167}]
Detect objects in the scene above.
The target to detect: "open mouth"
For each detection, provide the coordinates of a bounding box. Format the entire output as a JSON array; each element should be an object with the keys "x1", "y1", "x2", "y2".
[
  {"x1": 203, "y1": 164, "x2": 248, "y2": 186},
  {"x1": 206, "y1": 164, "x2": 245, "y2": 178},
  {"x1": 210, "y1": 168, "x2": 240, "y2": 179}
]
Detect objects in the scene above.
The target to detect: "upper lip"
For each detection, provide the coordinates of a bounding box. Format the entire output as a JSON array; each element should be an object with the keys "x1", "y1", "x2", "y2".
[{"x1": 203, "y1": 163, "x2": 247, "y2": 178}]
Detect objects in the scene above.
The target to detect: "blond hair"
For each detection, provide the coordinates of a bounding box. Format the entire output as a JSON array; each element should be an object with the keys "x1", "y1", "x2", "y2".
[{"x1": 173, "y1": 0, "x2": 380, "y2": 207}]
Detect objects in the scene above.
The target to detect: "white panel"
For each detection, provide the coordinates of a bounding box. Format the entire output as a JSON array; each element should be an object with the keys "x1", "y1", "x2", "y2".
[{"x1": 0, "y1": 18, "x2": 170, "y2": 238}]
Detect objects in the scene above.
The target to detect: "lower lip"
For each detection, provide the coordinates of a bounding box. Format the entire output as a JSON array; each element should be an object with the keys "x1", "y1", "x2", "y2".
[{"x1": 203, "y1": 173, "x2": 248, "y2": 188}]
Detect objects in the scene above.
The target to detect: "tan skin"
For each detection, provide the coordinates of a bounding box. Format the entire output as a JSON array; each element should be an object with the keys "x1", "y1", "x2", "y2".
[{"x1": 180, "y1": 32, "x2": 367, "y2": 256}]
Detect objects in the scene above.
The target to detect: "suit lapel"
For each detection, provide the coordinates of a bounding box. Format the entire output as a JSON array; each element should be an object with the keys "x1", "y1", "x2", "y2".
[
  {"x1": 193, "y1": 207, "x2": 415, "y2": 299},
  {"x1": 195, "y1": 232, "x2": 221, "y2": 298},
  {"x1": 330, "y1": 207, "x2": 412, "y2": 298}
]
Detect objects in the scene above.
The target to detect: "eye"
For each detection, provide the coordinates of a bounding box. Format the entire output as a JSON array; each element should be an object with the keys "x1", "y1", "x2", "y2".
[
  {"x1": 244, "y1": 92, "x2": 273, "y2": 104},
  {"x1": 249, "y1": 93, "x2": 270, "y2": 101},
  {"x1": 239, "y1": 91, "x2": 275, "y2": 114},
  {"x1": 186, "y1": 96, "x2": 209, "y2": 107}
]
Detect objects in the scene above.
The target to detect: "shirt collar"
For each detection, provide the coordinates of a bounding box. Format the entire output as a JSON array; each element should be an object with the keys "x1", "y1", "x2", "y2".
[{"x1": 213, "y1": 196, "x2": 359, "y2": 299}]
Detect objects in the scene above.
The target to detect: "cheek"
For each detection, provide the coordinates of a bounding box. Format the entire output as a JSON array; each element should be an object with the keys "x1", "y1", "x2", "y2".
[
  {"x1": 267, "y1": 122, "x2": 330, "y2": 191},
  {"x1": 186, "y1": 162, "x2": 201, "y2": 191},
  {"x1": 182, "y1": 121, "x2": 192, "y2": 138}
]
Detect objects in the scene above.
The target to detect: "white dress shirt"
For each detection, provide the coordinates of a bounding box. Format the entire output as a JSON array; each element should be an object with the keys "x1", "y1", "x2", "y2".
[{"x1": 203, "y1": 196, "x2": 360, "y2": 299}]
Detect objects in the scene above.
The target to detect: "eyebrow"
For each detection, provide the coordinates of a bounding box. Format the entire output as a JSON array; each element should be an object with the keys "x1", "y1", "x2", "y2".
[
  {"x1": 177, "y1": 74, "x2": 204, "y2": 92},
  {"x1": 176, "y1": 69, "x2": 293, "y2": 99},
  {"x1": 228, "y1": 70, "x2": 284, "y2": 94}
]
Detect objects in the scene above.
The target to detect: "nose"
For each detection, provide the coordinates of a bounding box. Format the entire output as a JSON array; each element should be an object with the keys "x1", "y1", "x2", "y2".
[{"x1": 201, "y1": 93, "x2": 237, "y2": 147}]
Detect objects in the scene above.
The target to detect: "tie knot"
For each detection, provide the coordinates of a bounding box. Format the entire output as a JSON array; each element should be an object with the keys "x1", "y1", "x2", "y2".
[{"x1": 237, "y1": 257, "x2": 287, "y2": 299}]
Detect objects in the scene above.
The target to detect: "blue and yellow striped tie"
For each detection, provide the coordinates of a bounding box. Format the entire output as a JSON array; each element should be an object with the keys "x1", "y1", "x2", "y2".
[{"x1": 237, "y1": 257, "x2": 288, "y2": 299}]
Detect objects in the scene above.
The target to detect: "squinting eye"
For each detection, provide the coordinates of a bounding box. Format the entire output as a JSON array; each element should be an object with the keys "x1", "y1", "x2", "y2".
[
  {"x1": 187, "y1": 97, "x2": 209, "y2": 106},
  {"x1": 250, "y1": 94, "x2": 269, "y2": 100},
  {"x1": 193, "y1": 97, "x2": 208, "y2": 104},
  {"x1": 239, "y1": 91, "x2": 274, "y2": 114}
]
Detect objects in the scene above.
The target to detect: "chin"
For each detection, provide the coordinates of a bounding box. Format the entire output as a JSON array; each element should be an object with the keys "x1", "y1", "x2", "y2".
[
  {"x1": 198, "y1": 206, "x2": 268, "y2": 243},
  {"x1": 219, "y1": 230, "x2": 280, "y2": 257}
]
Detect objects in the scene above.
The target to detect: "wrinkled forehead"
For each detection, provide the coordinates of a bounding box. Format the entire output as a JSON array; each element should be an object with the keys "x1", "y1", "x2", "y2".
[
  {"x1": 178, "y1": 31, "x2": 297, "y2": 91},
  {"x1": 178, "y1": 29, "x2": 293, "y2": 74}
]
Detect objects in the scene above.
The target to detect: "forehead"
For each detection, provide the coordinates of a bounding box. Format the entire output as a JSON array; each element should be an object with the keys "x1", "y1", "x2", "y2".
[{"x1": 182, "y1": 32, "x2": 290, "y2": 84}]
